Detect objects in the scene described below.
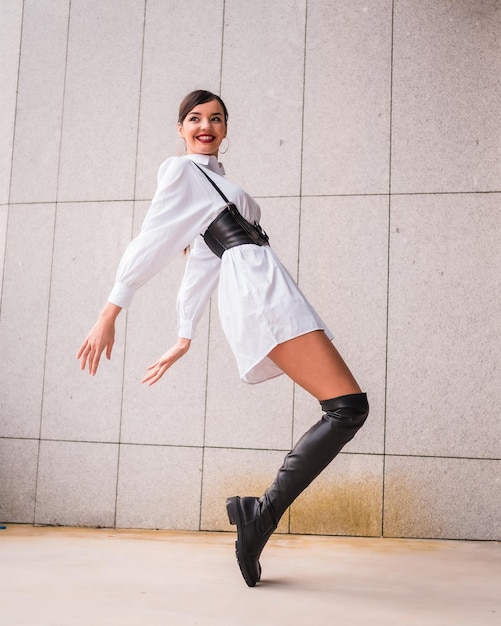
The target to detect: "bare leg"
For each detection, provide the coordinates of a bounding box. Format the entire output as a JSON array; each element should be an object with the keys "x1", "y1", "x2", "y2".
[{"x1": 268, "y1": 330, "x2": 361, "y2": 399}]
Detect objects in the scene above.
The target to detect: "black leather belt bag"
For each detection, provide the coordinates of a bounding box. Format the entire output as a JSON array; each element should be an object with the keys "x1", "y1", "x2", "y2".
[
  {"x1": 204, "y1": 203, "x2": 269, "y2": 258},
  {"x1": 193, "y1": 162, "x2": 269, "y2": 258}
]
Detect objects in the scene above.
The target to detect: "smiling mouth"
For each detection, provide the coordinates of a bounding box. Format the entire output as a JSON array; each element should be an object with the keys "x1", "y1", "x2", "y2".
[{"x1": 196, "y1": 135, "x2": 216, "y2": 143}]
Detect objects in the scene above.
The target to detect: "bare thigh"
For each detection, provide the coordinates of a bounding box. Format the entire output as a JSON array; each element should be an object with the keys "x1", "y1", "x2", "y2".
[{"x1": 268, "y1": 330, "x2": 361, "y2": 401}]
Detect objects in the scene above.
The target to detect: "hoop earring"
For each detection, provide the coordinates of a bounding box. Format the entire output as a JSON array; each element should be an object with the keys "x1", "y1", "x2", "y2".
[
  {"x1": 219, "y1": 137, "x2": 229, "y2": 155},
  {"x1": 176, "y1": 137, "x2": 186, "y2": 156}
]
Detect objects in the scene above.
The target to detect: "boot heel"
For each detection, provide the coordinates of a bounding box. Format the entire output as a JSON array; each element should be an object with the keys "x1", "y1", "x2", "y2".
[{"x1": 226, "y1": 496, "x2": 239, "y2": 525}]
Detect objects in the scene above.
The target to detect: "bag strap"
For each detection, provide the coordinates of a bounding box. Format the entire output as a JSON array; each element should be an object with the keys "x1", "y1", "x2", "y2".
[{"x1": 192, "y1": 161, "x2": 230, "y2": 203}]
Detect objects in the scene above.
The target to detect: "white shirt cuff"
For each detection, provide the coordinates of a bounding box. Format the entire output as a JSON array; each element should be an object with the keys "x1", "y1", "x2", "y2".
[
  {"x1": 108, "y1": 283, "x2": 137, "y2": 309},
  {"x1": 177, "y1": 319, "x2": 194, "y2": 339}
]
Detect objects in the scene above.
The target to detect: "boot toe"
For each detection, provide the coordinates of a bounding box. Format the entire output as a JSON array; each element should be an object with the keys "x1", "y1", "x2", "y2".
[{"x1": 234, "y1": 540, "x2": 261, "y2": 587}]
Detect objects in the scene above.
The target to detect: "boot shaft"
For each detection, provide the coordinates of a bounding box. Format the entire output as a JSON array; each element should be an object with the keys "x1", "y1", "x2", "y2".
[{"x1": 266, "y1": 392, "x2": 369, "y2": 521}]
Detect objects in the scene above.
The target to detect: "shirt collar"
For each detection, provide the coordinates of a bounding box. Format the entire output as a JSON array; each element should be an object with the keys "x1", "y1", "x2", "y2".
[{"x1": 185, "y1": 153, "x2": 225, "y2": 175}]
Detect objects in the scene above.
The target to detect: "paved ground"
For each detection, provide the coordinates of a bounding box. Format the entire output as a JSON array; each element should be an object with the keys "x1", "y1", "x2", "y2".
[{"x1": 0, "y1": 525, "x2": 499, "y2": 625}]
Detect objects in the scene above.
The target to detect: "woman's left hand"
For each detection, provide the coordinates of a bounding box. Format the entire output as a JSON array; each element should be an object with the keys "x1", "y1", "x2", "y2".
[{"x1": 141, "y1": 338, "x2": 192, "y2": 386}]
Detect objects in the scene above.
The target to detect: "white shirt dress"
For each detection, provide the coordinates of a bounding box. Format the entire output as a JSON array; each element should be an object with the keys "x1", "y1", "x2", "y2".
[{"x1": 108, "y1": 153, "x2": 333, "y2": 384}]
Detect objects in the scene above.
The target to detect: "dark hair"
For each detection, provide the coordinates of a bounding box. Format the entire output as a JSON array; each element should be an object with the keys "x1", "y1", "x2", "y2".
[{"x1": 178, "y1": 89, "x2": 228, "y2": 125}]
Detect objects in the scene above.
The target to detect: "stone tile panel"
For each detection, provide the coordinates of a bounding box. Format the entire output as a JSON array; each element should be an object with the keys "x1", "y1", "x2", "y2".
[
  {"x1": 35, "y1": 440, "x2": 118, "y2": 527},
  {"x1": 57, "y1": 0, "x2": 144, "y2": 201},
  {"x1": 0, "y1": 438, "x2": 39, "y2": 523},
  {"x1": 0, "y1": 205, "x2": 55, "y2": 438},
  {"x1": 384, "y1": 455, "x2": 501, "y2": 540},
  {"x1": 0, "y1": 0, "x2": 23, "y2": 203},
  {"x1": 116, "y1": 444, "x2": 203, "y2": 530},
  {"x1": 391, "y1": 0, "x2": 501, "y2": 192},
  {"x1": 386, "y1": 194, "x2": 501, "y2": 458},
  {"x1": 10, "y1": 0, "x2": 69, "y2": 203},
  {"x1": 42, "y1": 202, "x2": 133, "y2": 442},
  {"x1": 302, "y1": 0, "x2": 392, "y2": 195}
]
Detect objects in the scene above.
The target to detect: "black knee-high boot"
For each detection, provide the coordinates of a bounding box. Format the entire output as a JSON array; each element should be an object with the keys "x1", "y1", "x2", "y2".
[{"x1": 226, "y1": 392, "x2": 369, "y2": 586}]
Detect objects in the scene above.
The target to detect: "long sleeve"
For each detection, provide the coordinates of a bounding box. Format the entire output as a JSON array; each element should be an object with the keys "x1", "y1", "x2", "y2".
[
  {"x1": 176, "y1": 237, "x2": 221, "y2": 339},
  {"x1": 108, "y1": 156, "x2": 221, "y2": 309}
]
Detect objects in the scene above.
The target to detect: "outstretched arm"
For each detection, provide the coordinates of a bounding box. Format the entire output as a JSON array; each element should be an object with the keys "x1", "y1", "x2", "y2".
[
  {"x1": 77, "y1": 158, "x2": 207, "y2": 378},
  {"x1": 77, "y1": 303, "x2": 122, "y2": 375},
  {"x1": 141, "y1": 238, "x2": 220, "y2": 386}
]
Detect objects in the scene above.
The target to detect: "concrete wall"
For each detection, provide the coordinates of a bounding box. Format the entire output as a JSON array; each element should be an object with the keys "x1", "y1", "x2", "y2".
[{"x1": 1, "y1": 0, "x2": 499, "y2": 540}]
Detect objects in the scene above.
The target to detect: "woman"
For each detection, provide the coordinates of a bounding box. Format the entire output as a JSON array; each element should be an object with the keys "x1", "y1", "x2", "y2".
[{"x1": 78, "y1": 89, "x2": 369, "y2": 587}]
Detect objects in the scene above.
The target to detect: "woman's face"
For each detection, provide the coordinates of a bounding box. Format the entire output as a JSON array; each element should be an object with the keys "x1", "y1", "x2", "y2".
[{"x1": 178, "y1": 100, "x2": 227, "y2": 157}]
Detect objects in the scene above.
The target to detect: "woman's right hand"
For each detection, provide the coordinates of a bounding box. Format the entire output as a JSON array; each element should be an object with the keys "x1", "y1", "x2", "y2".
[{"x1": 77, "y1": 303, "x2": 122, "y2": 375}]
